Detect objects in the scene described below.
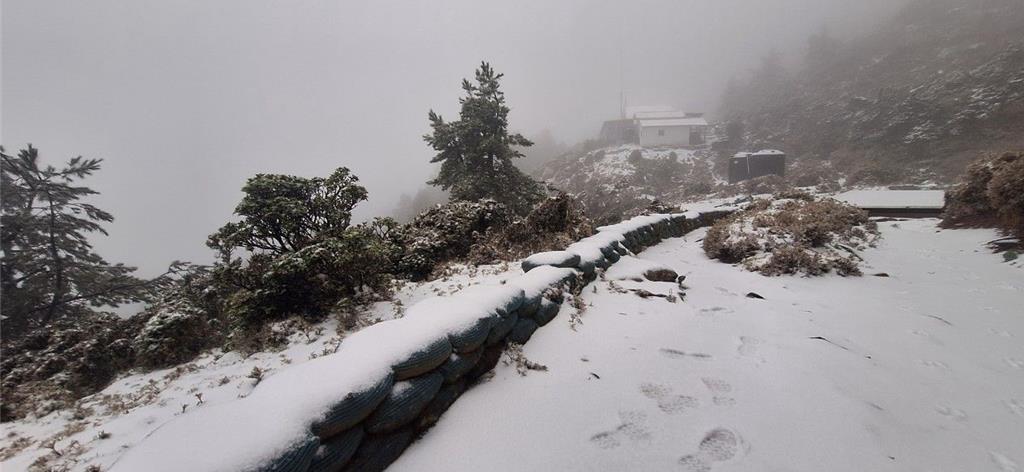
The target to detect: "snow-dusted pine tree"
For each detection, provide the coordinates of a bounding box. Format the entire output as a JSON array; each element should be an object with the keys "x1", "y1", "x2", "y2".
[{"x1": 424, "y1": 62, "x2": 542, "y2": 215}]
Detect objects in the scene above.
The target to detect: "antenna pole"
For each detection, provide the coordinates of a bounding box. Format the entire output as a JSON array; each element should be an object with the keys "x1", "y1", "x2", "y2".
[{"x1": 619, "y1": 42, "x2": 625, "y2": 119}]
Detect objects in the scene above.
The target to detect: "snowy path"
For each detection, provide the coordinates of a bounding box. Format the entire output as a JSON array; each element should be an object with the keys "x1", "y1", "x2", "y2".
[{"x1": 391, "y1": 219, "x2": 1024, "y2": 472}]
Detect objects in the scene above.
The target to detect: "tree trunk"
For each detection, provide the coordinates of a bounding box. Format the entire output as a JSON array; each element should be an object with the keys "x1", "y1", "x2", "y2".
[{"x1": 43, "y1": 189, "x2": 64, "y2": 325}]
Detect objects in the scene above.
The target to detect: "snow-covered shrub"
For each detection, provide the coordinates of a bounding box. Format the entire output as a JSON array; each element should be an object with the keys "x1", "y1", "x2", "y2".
[
  {"x1": 703, "y1": 195, "x2": 877, "y2": 276},
  {"x1": 760, "y1": 246, "x2": 831, "y2": 276},
  {"x1": 469, "y1": 193, "x2": 593, "y2": 263},
  {"x1": 0, "y1": 314, "x2": 142, "y2": 421},
  {"x1": 703, "y1": 228, "x2": 759, "y2": 263},
  {"x1": 221, "y1": 226, "x2": 398, "y2": 329},
  {"x1": 987, "y1": 153, "x2": 1024, "y2": 234},
  {"x1": 397, "y1": 199, "x2": 510, "y2": 279},
  {"x1": 133, "y1": 309, "x2": 216, "y2": 369},
  {"x1": 944, "y1": 151, "x2": 1024, "y2": 236}
]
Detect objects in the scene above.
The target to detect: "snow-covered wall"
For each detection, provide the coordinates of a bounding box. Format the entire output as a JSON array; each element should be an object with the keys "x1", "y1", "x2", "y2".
[{"x1": 110, "y1": 209, "x2": 733, "y2": 472}]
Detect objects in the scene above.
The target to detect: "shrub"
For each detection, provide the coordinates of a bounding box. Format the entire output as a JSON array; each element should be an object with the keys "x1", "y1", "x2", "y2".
[
  {"x1": 1, "y1": 314, "x2": 142, "y2": 421},
  {"x1": 759, "y1": 246, "x2": 827, "y2": 276},
  {"x1": 222, "y1": 227, "x2": 398, "y2": 327},
  {"x1": 703, "y1": 219, "x2": 761, "y2": 263},
  {"x1": 471, "y1": 193, "x2": 593, "y2": 262},
  {"x1": 397, "y1": 199, "x2": 510, "y2": 279},
  {"x1": 206, "y1": 168, "x2": 396, "y2": 330},
  {"x1": 703, "y1": 195, "x2": 878, "y2": 276},
  {"x1": 944, "y1": 151, "x2": 1024, "y2": 236},
  {"x1": 133, "y1": 310, "x2": 216, "y2": 369},
  {"x1": 985, "y1": 153, "x2": 1024, "y2": 235}
]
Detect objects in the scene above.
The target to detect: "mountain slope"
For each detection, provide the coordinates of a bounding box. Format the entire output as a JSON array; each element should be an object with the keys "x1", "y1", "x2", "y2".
[
  {"x1": 722, "y1": 0, "x2": 1024, "y2": 183},
  {"x1": 538, "y1": 145, "x2": 721, "y2": 224}
]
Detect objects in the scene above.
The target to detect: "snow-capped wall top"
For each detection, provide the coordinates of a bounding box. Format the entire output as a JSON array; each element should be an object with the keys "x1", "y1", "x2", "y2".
[{"x1": 111, "y1": 280, "x2": 529, "y2": 472}]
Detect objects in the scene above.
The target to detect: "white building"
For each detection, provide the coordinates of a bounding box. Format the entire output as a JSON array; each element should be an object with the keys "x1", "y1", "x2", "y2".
[
  {"x1": 600, "y1": 106, "x2": 710, "y2": 147},
  {"x1": 628, "y1": 107, "x2": 708, "y2": 147}
]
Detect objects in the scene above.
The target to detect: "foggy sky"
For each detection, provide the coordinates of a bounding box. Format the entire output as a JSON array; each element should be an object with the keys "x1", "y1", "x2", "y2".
[{"x1": 2, "y1": 0, "x2": 906, "y2": 277}]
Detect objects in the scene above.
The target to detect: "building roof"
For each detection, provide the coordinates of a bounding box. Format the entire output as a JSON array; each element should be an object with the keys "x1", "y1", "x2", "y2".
[
  {"x1": 733, "y1": 149, "x2": 786, "y2": 158},
  {"x1": 632, "y1": 110, "x2": 689, "y2": 120},
  {"x1": 624, "y1": 105, "x2": 675, "y2": 117},
  {"x1": 637, "y1": 117, "x2": 709, "y2": 127}
]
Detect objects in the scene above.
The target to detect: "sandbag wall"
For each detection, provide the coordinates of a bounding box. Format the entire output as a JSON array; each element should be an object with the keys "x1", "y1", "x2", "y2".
[
  {"x1": 110, "y1": 210, "x2": 732, "y2": 472},
  {"x1": 306, "y1": 267, "x2": 581, "y2": 472}
]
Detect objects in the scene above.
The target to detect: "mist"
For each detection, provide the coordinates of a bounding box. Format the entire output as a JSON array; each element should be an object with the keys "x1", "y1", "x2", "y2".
[{"x1": 2, "y1": 0, "x2": 906, "y2": 277}]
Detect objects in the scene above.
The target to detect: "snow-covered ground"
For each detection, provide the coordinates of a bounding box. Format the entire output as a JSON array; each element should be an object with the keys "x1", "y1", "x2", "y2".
[
  {"x1": 835, "y1": 189, "x2": 946, "y2": 209},
  {"x1": 0, "y1": 262, "x2": 522, "y2": 472},
  {"x1": 392, "y1": 218, "x2": 1024, "y2": 472}
]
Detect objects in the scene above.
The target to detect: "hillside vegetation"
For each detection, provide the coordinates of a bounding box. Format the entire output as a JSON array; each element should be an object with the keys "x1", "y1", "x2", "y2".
[{"x1": 721, "y1": 0, "x2": 1024, "y2": 184}]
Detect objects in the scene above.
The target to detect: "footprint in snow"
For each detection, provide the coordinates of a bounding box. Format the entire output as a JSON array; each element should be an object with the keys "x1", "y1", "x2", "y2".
[
  {"x1": 934, "y1": 404, "x2": 968, "y2": 422},
  {"x1": 737, "y1": 336, "x2": 763, "y2": 356},
  {"x1": 660, "y1": 348, "x2": 713, "y2": 360},
  {"x1": 658, "y1": 395, "x2": 701, "y2": 414},
  {"x1": 589, "y1": 410, "x2": 652, "y2": 449},
  {"x1": 698, "y1": 306, "x2": 731, "y2": 317},
  {"x1": 701, "y1": 377, "x2": 732, "y2": 394},
  {"x1": 989, "y1": 451, "x2": 1019, "y2": 472},
  {"x1": 699, "y1": 428, "x2": 740, "y2": 461},
  {"x1": 679, "y1": 428, "x2": 744, "y2": 471},
  {"x1": 639, "y1": 383, "x2": 700, "y2": 414},
  {"x1": 714, "y1": 287, "x2": 738, "y2": 296},
  {"x1": 989, "y1": 328, "x2": 1013, "y2": 338},
  {"x1": 1005, "y1": 399, "x2": 1024, "y2": 418},
  {"x1": 640, "y1": 382, "x2": 672, "y2": 399},
  {"x1": 616, "y1": 410, "x2": 652, "y2": 441},
  {"x1": 702, "y1": 377, "x2": 737, "y2": 406},
  {"x1": 918, "y1": 359, "x2": 949, "y2": 370},
  {"x1": 909, "y1": 329, "x2": 944, "y2": 345},
  {"x1": 679, "y1": 455, "x2": 711, "y2": 472},
  {"x1": 589, "y1": 431, "x2": 620, "y2": 449},
  {"x1": 712, "y1": 396, "x2": 737, "y2": 407}
]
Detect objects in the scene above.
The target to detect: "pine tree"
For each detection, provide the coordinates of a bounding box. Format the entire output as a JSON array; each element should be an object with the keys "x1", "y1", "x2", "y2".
[
  {"x1": 424, "y1": 62, "x2": 543, "y2": 215},
  {"x1": 1, "y1": 145, "x2": 170, "y2": 337}
]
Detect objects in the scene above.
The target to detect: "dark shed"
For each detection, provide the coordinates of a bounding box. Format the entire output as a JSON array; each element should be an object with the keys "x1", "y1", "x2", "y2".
[
  {"x1": 599, "y1": 119, "x2": 638, "y2": 146},
  {"x1": 728, "y1": 150, "x2": 786, "y2": 184}
]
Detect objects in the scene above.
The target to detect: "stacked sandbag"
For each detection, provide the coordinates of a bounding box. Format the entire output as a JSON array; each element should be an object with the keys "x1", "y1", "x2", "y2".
[
  {"x1": 512, "y1": 266, "x2": 579, "y2": 319},
  {"x1": 111, "y1": 210, "x2": 734, "y2": 472},
  {"x1": 521, "y1": 250, "x2": 580, "y2": 273}
]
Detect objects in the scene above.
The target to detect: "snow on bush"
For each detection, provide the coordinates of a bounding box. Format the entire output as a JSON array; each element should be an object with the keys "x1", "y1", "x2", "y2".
[
  {"x1": 703, "y1": 192, "x2": 878, "y2": 276},
  {"x1": 944, "y1": 151, "x2": 1024, "y2": 237}
]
